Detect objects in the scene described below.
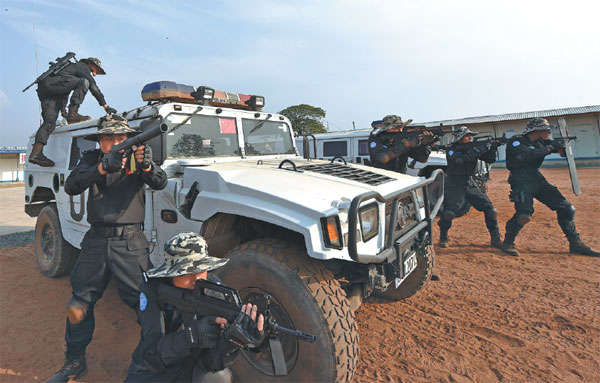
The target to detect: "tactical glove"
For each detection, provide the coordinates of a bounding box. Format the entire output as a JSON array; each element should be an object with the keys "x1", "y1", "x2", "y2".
[
  {"x1": 224, "y1": 312, "x2": 265, "y2": 348},
  {"x1": 138, "y1": 145, "x2": 153, "y2": 169},
  {"x1": 187, "y1": 316, "x2": 222, "y2": 349},
  {"x1": 546, "y1": 140, "x2": 564, "y2": 153},
  {"x1": 105, "y1": 106, "x2": 117, "y2": 115},
  {"x1": 101, "y1": 149, "x2": 123, "y2": 173}
]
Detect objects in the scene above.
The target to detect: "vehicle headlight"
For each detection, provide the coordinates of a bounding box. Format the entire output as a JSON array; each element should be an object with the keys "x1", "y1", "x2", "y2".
[
  {"x1": 321, "y1": 215, "x2": 343, "y2": 249},
  {"x1": 359, "y1": 202, "x2": 379, "y2": 242}
]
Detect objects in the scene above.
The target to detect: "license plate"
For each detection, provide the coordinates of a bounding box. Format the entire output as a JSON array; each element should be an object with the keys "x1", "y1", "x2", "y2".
[
  {"x1": 404, "y1": 253, "x2": 418, "y2": 277},
  {"x1": 395, "y1": 252, "x2": 418, "y2": 288}
]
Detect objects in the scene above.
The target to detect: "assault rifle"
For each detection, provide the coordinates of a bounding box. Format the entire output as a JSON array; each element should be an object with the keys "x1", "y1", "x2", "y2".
[
  {"x1": 157, "y1": 278, "x2": 317, "y2": 344},
  {"x1": 378, "y1": 125, "x2": 448, "y2": 148},
  {"x1": 23, "y1": 52, "x2": 76, "y2": 92},
  {"x1": 433, "y1": 133, "x2": 508, "y2": 152}
]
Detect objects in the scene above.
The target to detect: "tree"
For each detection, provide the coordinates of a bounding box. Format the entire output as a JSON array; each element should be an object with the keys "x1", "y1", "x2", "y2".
[{"x1": 279, "y1": 104, "x2": 327, "y2": 136}]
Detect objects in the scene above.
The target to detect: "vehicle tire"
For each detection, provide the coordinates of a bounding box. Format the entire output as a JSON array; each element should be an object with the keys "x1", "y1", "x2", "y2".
[
  {"x1": 34, "y1": 205, "x2": 78, "y2": 277},
  {"x1": 371, "y1": 244, "x2": 434, "y2": 301},
  {"x1": 216, "y1": 238, "x2": 359, "y2": 383}
]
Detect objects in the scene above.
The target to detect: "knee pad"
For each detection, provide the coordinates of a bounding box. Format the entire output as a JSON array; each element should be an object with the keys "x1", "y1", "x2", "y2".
[
  {"x1": 442, "y1": 210, "x2": 456, "y2": 221},
  {"x1": 67, "y1": 298, "x2": 88, "y2": 325},
  {"x1": 516, "y1": 214, "x2": 531, "y2": 226},
  {"x1": 558, "y1": 204, "x2": 575, "y2": 221},
  {"x1": 486, "y1": 208, "x2": 498, "y2": 220}
]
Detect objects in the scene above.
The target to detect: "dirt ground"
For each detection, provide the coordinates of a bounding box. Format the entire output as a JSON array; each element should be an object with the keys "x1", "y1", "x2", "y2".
[{"x1": 1, "y1": 168, "x2": 598, "y2": 383}]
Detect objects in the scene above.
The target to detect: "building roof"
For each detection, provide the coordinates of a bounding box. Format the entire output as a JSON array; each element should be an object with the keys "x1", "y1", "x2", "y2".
[
  {"x1": 0, "y1": 147, "x2": 27, "y2": 154},
  {"x1": 419, "y1": 105, "x2": 600, "y2": 127}
]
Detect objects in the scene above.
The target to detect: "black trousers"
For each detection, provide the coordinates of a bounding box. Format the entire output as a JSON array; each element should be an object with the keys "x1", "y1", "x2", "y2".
[
  {"x1": 505, "y1": 171, "x2": 575, "y2": 240},
  {"x1": 35, "y1": 74, "x2": 89, "y2": 145},
  {"x1": 65, "y1": 227, "x2": 150, "y2": 348},
  {"x1": 438, "y1": 175, "x2": 498, "y2": 234}
]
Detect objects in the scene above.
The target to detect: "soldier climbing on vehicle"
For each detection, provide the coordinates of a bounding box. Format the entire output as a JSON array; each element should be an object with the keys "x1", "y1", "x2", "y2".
[
  {"x1": 502, "y1": 118, "x2": 599, "y2": 257},
  {"x1": 26, "y1": 53, "x2": 117, "y2": 167},
  {"x1": 437, "y1": 126, "x2": 504, "y2": 249}
]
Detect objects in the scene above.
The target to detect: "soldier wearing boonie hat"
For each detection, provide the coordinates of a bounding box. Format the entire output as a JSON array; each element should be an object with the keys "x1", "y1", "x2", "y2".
[
  {"x1": 30, "y1": 54, "x2": 118, "y2": 168},
  {"x1": 368, "y1": 114, "x2": 434, "y2": 174},
  {"x1": 501, "y1": 118, "x2": 599, "y2": 257},
  {"x1": 47, "y1": 118, "x2": 168, "y2": 382},
  {"x1": 125, "y1": 233, "x2": 264, "y2": 382},
  {"x1": 437, "y1": 126, "x2": 502, "y2": 250}
]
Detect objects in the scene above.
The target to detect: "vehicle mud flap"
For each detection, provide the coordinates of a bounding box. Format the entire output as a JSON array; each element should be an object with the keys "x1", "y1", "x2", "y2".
[{"x1": 269, "y1": 336, "x2": 288, "y2": 376}]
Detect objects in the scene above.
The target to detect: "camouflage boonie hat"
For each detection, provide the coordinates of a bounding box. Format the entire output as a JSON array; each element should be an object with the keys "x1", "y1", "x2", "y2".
[
  {"x1": 145, "y1": 233, "x2": 229, "y2": 278},
  {"x1": 452, "y1": 126, "x2": 478, "y2": 143},
  {"x1": 524, "y1": 118, "x2": 551, "y2": 134},
  {"x1": 81, "y1": 57, "x2": 106, "y2": 74},
  {"x1": 373, "y1": 115, "x2": 414, "y2": 135},
  {"x1": 84, "y1": 115, "x2": 140, "y2": 141}
]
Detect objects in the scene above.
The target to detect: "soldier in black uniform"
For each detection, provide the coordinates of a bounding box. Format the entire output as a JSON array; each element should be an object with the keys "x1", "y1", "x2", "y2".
[
  {"x1": 47, "y1": 115, "x2": 168, "y2": 382},
  {"x1": 502, "y1": 118, "x2": 599, "y2": 257},
  {"x1": 126, "y1": 232, "x2": 264, "y2": 382},
  {"x1": 368, "y1": 115, "x2": 435, "y2": 174},
  {"x1": 30, "y1": 57, "x2": 117, "y2": 167},
  {"x1": 437, "y1": 126, "x2": 503, "y2": 249}
]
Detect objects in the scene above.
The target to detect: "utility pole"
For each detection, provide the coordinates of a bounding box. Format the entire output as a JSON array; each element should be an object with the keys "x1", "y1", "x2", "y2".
[{"x1": 352, "y1": 121, "x2": 356, "y2": 130}]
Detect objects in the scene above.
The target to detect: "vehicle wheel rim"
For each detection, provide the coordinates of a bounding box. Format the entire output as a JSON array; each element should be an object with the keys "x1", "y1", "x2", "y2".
[
  {"x1": 238, "y1": 287, "x2": 299, "y2": 376},
  {"x1": 41, "y1": 223, "x2": 55, "y2": 261}
]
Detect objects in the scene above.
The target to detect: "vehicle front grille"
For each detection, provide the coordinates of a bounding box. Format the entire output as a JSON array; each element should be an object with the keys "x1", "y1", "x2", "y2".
[
  {"x1": 296, "y1": 163, "x2": 395, "y2": 186},
  {"x1": 385, "y1": 193, "x2": 418, "y2": 242}
]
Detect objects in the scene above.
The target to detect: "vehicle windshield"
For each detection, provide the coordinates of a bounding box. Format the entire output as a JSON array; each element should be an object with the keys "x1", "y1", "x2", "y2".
[
  {"x1": 241, "y1": 118, "x2": 295, "y2": 156},
  {"x1": 165, "y1": 114, "x2": 240, "y2": 159}
]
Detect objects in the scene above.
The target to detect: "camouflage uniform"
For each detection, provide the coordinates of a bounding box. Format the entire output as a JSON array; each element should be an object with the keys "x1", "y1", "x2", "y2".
[
  {"x1": 367, "y1": 115, "x2": 431, "y2": 174},
  {"x1": 502, "y1": 118, "x2": 599, "y2": 257},
  {"x1": 126, "y1": 233, "x2": 238, "y2": 383},
  {"x1": 48, "y1": 116, "x2": 168, "y2": 383}
]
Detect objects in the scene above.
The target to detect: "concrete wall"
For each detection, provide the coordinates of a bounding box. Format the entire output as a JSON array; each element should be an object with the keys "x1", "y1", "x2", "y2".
[{"x1": 0, "y1": 154, "x2": 25, "y2": 182}]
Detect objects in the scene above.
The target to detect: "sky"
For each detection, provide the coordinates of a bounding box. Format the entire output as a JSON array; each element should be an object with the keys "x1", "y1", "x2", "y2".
[{"x1": 1, "y1": 0, "x2": 599, "y2": 147}]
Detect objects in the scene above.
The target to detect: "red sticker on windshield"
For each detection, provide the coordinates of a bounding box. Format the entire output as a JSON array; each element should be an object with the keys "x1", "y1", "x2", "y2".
[{"x1": 219, "y1": 118, "x2": 236, "y2": 134}]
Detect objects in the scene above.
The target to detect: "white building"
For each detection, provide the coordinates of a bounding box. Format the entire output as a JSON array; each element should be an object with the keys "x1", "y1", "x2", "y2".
[{"x1": 0, "y1": 147, "x2": 27, "y2": 182}]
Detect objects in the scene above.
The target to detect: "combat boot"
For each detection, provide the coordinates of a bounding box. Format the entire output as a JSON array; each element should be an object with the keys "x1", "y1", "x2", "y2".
[
  {"x1": 66, "y1": 104, "x2": 90, "y2": 124},
  {"x1": 501, "y1": 242, "x2": 519, "y2": 257},
  {"x1": 490, "y1": 230, "x2": 503, "y2": 249},
  {"x1": 568, "y1": 235, "x2": 600, "y2": 257},
  {"x1": 439, "y1": 231, "x2": 449, "y2": 248},
  {"x1": 28, "y1": 143, "x2": 55, "y2": 167},
  {"x1": 47, "y1": 345, "x2": 87, "y2": 383}
]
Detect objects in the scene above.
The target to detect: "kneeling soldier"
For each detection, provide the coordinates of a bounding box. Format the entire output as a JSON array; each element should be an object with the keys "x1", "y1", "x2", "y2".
[
  {"x1": 125, "y1": 233, "x2": 264, "y2": 382},
  {"x1": 47, "y1": 115, "x2": 168, "y2": 382},
  {"x1": 502, "y1": 118, "x2": 599, "y2": 257},
  {"x1": 438, "y1": 126, "x2": 502, "y2": 249}
]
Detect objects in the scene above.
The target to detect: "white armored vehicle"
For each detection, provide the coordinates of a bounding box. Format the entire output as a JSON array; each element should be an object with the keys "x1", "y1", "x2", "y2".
[{"x1": 25, "y1": 81, "x2": 444, "y2": 383}]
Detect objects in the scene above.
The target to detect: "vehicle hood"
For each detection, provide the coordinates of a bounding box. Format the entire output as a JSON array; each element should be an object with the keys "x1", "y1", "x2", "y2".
[{"x1": 182, "y1": 158, "x2": 421, "y2": 217}]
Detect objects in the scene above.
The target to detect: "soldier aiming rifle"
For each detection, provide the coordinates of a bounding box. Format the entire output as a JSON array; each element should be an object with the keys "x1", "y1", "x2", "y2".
[
  {"x1": 25, "y1": 52, "x2": 118, "y2": 167},
  {"x1": 368, "y1": 115, "x2": 445, "y2": 174},
  {"x1": 436, "y1": 126, "x2": 504, "y2": 249},
  {"x1": 125, "y1": 233, "x2": 268, "y2": 382},
  {"x1": 502, "y1": 118, "x2": 598, "y2": 257}
]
